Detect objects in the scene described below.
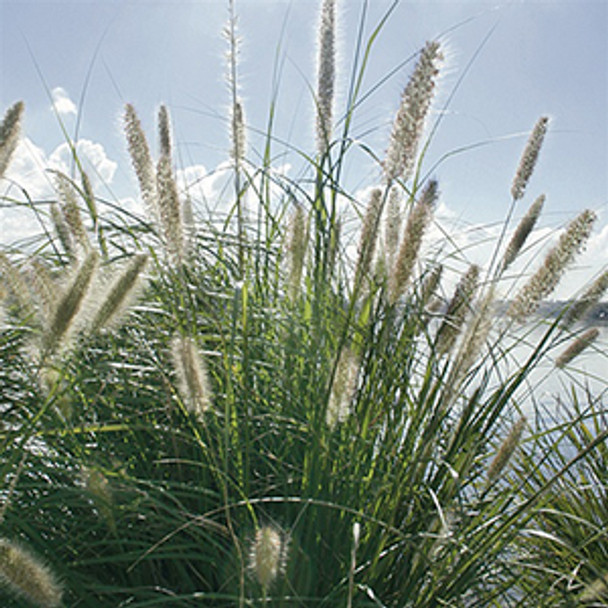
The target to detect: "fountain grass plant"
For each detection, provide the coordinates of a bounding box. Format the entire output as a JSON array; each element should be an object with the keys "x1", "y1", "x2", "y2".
[{"x1": 0, "y1": 1, "x2": 607, "y2": 606}]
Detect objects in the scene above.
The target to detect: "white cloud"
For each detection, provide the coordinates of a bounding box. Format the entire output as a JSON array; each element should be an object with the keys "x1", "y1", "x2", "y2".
[
  {"x1": 1, "y1": 137, "x2": 118, "y2": 245},
  {"x1": 51, "y1": 87, "x2": 77, "y2": 117}
]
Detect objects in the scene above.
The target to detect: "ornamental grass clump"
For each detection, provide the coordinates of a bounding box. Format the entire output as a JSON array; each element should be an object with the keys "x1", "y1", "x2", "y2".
[{"x1": 0, "y1": 2, "x2": 606, "y2": 607}]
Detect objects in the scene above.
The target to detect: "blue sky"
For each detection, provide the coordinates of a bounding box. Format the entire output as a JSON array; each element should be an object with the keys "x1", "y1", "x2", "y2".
[{"x1": 1, "y1": 0, "x2": 607, "y2": 294}]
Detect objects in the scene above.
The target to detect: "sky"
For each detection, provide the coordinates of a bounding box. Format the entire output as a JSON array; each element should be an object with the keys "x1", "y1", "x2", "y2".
[{"x1": 1, "y1": 0, "x2": 607, "y2": 297}]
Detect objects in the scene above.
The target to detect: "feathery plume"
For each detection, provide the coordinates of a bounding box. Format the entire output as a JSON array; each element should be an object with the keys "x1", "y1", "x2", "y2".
[
  {"x1": 55, "y1": 174, "x2": 89, "y2": 252},
  {"x1": 384, "y1": 186, "x2": 402, "y2": 271},
  {"x1": 90, "y1": 254, "x2": 147, "y2": 333},
  {"x1": 43, "y1": 250, "x2": 98, "y2": 354},
  {"x1": 79, "y1": 170, "x2": 98, "y2": 225},
  {"x1": 158, "y1": 104, "x2": 172, "y2": 158},
  {"x1": 0, "y1": 538, "x2": 63, "y2": 607},
  {"x1": 171, "y1": 334, "x2": 212, "y2": 417},
  {"x1": 27, "y1": 258, "x2": 58, "y2": 322},
  {"x1": 231, "y1": 98, "x2": 246, "y2": 166},
  {"x1": 354, "y1": 188, "x2": 383, "y2": 288},
  {"x1": 420, "y1": 264, "x2": 443, "y2": 309},
  {"x1": 0, "y1": 101, "x2": 24, "y2": 179},
  {"x1": 563, "y1": 270, "x2": 608, "y2": 328},
  {"x1": 436, "y1": 264, "x2": 480, "y2": 354},
  {"x1": 50, "y1": 203, "x2": 74, "y2": 258},
  {"x1": 388, "y1": 180, "x2": 437, "y2": 304},
  {"x1": 511, "y1": 116, "x2": 549, "y2": 201},
  {"x1": 555, "y1": 328, "x2": 600, "y2": 369},
  {"x1": 508, "y1": 210, "x2": 596, "y2": 322},
  {"x1": 124, "y1": 103, "x2": 158, "y2": 220},
  {"x1": 326, "y1": 347, "x2": 359, "y2": 428},
  {"x1": 0, "y1": 252, "x2": 34, "y2": 317},
  {"x1": 487, "y1": 417, "x2": 527, "y2": 483},
  {"x1": 501, "y1": 194, "x2": 545, "y2": 272},
  {"x1": 248, "y1": 525, "x2": 288, "y2": 590},
  {"x1": 384, "y1": 42, "x2": 443, "y2": 183},
  {"x1": 316, "y1": 0, "x2": 336, "y2": 155},
  {"x1": 156, "y1": 154, "x2": 184, "y2": 263},
  {"x1": 287, "y1": 203, "x2": 308, "y2": 299}
]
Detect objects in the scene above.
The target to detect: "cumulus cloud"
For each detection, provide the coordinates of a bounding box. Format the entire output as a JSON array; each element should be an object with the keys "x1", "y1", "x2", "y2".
[
  {"x1": 51, "y1": 87, "x2": 77, "y2": 117},
  {"x1": 1, "y1": 136, "x2": 118, "y2": 245},
  {"x1": 48, "y1": 139, "x2": 117, "y2": 188}
]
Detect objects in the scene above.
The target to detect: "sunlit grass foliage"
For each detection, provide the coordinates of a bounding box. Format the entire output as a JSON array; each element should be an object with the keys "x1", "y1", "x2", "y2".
[{"x1": 1, "y1": 1, "x2": 606, "y2": 606}]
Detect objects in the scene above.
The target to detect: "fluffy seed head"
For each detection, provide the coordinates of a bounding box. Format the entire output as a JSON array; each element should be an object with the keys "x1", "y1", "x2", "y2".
[
  {"x1": 563, "y1": 270, "x2": 608, "y2": 328},
  {"x1": 384, "y1": 42, "x2": 443, "y2": 183},
  {"x1": 511, "y1": 116, "x2": 549, "y2": 201},
  {"x1": 249, "y1": 525, "x2": 288, "y2": 589},
  {"x1": 124, "y1": 103, "x2": 158, "y2": 220},
  {"x1": 231, "y1": 99, "x2": 246, "y2": 166},
  {"x1": 326, "y1": 347, "x2": 359, "y2": 428},
  {"x1": 508, "y1": 210, "x2": 596, "y2": 321},
  {"x1": 316, "y1": 0, "x2": 336, "y2": 154},
  {"x1": 501, "y1": 194, "x2": 545, "y2": 272},
  {"x1": 43, "y1": 250, "x2": 99, "y2": 354},
  {"x1": 156, "y1": 155, "x2": 184, "y2": 263},
  {"x1": 436, "y1": 264, "x2": 480, "y2": 354},
  {"x1": 384, "y1": 186, "x2": 403, "y2": 271},
  {"x1": 0, "y1": 101, "x2": 24, "y2": 179},
  {"x1": 158, "y1": 104, "x2": 172, "y2": 158},
  {"x1": 555, "y1": 328, "x2": 600, "y2": 369},
  {"x1": 0, "y1": 538, "x2": 63, "y2": 607},
  {"x1": 0, "y1": 252, "x2": 35, "y2": 318},
  {"x1": 90, "y1": 254, "x2": 148, "y2": 333},
  {"x1": 55, "y1": 174, "x2": 89, "y2": 253},
  {"x1": 388, "y1": 180, "x2": 437, "y2": 304},
  {"x1": 354, "y1": 188, "x2": 383, "y2": 288},
  {"x1": 287, "y1": 203, "x2": 308, "y2": 299},
  {"x1": 171, "y1": 334, "x2": 212, "y2": 417},
  {"x1": 487, "y1": 417, "x2": 527, "y2": 483}
]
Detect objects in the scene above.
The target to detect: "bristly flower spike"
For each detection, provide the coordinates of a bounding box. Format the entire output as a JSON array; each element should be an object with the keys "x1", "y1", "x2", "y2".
[
  {"x1": 158, "y1": 104, "x2": 172, "y2": 158},
  {"x1": 0, "y1": 101, "x2": 24, "y2": 179},
  {"x1": 156, "y1": 153, "x2": 184, "y2": 264},
  {"x1": 555, "y1": 328, "x2": 600, "y2": 369},
  {"x1": 436, "y1": 264, "x2": 480, "y2": 354},
  {"x1": 508, "y1": 210, "x2": 596, "y2": 322},
  {"x1": 124, "y1": 103, "x2": 159, "y2": 221},
  {"x1": 511, "y1": 116, "x2": 549, "y2": 201},
  {"x1": 354, "y1": 188, "x2": 383, "y2": 289},
  {"x1": 287, "y1": 203, "x2": 308, "y2": 299},
  {"x1": 316, "y1": 0, "x2": 336, "y2": 155},
  {"x1": 388, "y1": 179, "x2": 437, "y2": 304},
  {"x1": 563, "y1": 269, "x2": 608, "y2": 328},
  {"x1": 171, "y1": 334, "x2": 212, "y2": 417},
  {"x1": 0, "y1": 538, "x2": 63, "y2": 607},
  {"x1": 384, "y1": 186, "x2": 403, "y2": 271},
  {"x1": 42, "y1": 250, "x2": 99, "y2": 355},
  {"x1": 384, "y1": 42, "x2": 443, "y2": 183},
  {"x1": 501, "y1": 194, "x2": 545, "y2": 272},
  {"x1": 90, "y1": 254, "x2": 148, "y2": 333},
  {"x1": 326, "y1": 347, "x2": 359, "y2": 428},
  {"x1": 248, "y1": 525, "x2": 289, "y2": 590},
  {"x1": 487, "y1": 417, "x2": 527, "y2": 483}
]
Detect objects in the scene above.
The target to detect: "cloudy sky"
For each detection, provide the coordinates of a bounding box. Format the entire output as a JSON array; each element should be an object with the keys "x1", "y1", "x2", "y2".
[{"x1": 1, "y1": 0, "x2": 607, "y2": 297}]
